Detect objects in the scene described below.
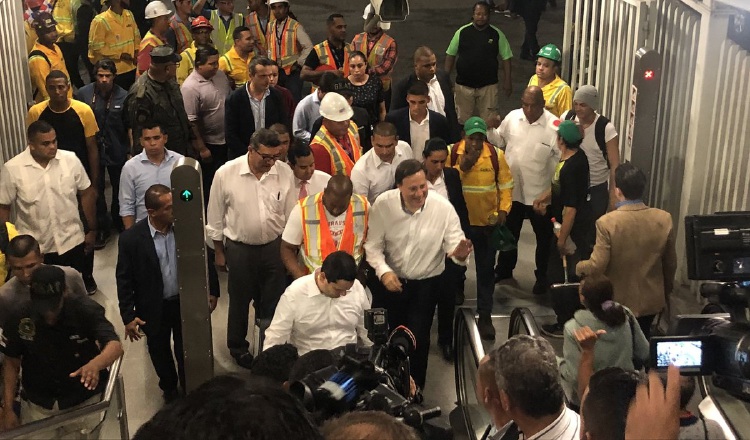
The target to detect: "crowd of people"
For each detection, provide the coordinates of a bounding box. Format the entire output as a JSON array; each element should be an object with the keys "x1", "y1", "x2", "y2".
[{"x1": 0, "y1": 0, "x2": 697, "y2": 438}]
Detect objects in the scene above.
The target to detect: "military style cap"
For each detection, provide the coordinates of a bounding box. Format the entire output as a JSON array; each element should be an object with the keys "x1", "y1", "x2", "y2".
[
  {"x1": 30, "y1": 265, "x2": 66, "y2": 314},
  {"x1": 32, "y1": 11, "x2": 57, "y2": 33},
  {"x1": 151, "y1": 45, "x2": 181, "y2": 64}
]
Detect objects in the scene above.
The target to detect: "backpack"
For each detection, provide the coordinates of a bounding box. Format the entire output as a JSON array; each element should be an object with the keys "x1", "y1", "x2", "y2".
[
  {"x1": 564, "y1": 110, "x2": 611, "y2": 167},
  {"x1": 28, "y1": 50, "x2": 51, "y2": 100},
  {"x1": 450, "y1": 141, "x2": 500, "y2": 185}
]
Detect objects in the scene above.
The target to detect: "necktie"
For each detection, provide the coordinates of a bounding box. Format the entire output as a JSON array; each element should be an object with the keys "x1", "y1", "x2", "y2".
[
  {"x1": 338, "y1": 135, "x2": 354, "y2": 160},
  {"x1": 299, "y1": 181, "x2": 308, "y2": 199}
]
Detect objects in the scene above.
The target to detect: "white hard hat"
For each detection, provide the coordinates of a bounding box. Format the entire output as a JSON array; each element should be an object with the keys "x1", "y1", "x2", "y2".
[
  {"x1": 268, "y1": 0, "x2": 289, "y2": 4},
  {"x1": 145, "y1": 1, "x2": 172, "y2": 19},
  {"x1": 362, "y1": 3, "x2": 391, "y2": 30},
  {"x1": 319, "y1": 92, "x2": 353, "y2": 122}
]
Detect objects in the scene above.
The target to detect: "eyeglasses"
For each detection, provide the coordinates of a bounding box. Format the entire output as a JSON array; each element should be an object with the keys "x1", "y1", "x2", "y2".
[{"x1": 252, "y1": 149, "x2": 281, "y2": 162}]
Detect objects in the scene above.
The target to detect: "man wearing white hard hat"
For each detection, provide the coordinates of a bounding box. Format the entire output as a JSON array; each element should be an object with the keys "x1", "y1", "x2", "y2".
[
  {"x1": 138, "y1": 1, "x2": 173, "y2": 76},
  {"x1": 310, "y1": 92, "x2": 362, "y2": 176},
  {"x1": 267, "y1": 0, "x2": 313, "y2": 101},
  {"x1": 351, "y1": 4, "x2": 398, "y2": 110}
]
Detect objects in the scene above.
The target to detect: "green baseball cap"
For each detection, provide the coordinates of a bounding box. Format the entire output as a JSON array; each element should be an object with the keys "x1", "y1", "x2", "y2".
[
  {"x1": 464, "y1": 117, "x2": 487, "y2": 137},
  {"x1": 537, "y1": 44, "x2": 562, "y2": 63},
  {"x1": 557, "y1": 120, "x2": 583, "y2": 144}
]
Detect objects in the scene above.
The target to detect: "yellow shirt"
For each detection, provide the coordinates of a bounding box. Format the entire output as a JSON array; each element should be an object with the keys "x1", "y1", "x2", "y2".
[
  {"x1": 448, "y1": 141, "x2": 514, "y2": 226},
  {"x1": 176, "y1": 43, "x2": 199, "y2": 86},
  {"x1": 528, "y1": 75, "x2": 572, "y2": 117},
  {"x1": 25, "y1": 21, "x2": 37, "y2": 53},
  {"x1": 0, "y1": 223, "x2": 20, "y2": 287},
  {"x1": 89, "y1": 8, "x2": 140, "y2": 75},
  {"x1": 219, "y1": 45, "x2": 252, "y2": 88},
  {"x1": 29, "y1": 42, "x2": 72, "y2": 103},
  {"x1": 26, "y1": 99, "x2": 99, "y2": 140},
  {"x1": 53, "y1": 0, "x2": 77, "y2": 43}
]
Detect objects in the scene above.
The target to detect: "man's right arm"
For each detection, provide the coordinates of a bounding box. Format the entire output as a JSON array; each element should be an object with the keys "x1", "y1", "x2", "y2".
[
  {"x1": 262, "y1": 294, "x2": 294, "y2": 351},
  {"x1": 206, "y1": 172, "x2": 227, "y2": 271},
  {"x1": 444, "y1": 30, "x2": 460, "y2": 74},
  {"x1": 292, "y1": 102, "x2": 312, "y2": 142},
  {"x1": 2, "y1": 357, "x2": 21, "y2": 429},
  {"x1": 280, "y1": 241, "x2": 306, "y2": 280}
]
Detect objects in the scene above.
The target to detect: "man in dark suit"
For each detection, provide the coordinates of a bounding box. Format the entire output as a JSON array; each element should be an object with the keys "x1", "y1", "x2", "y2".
[
  {"x1": 116, "y1": 184, "x2": 215, "y2": 402},
  {"x1": 225, "y1": 57, "x2": 289, "y2": 160},
  {"x1": 422, "y1": 138, "x2": 469, "y2": 361},
  {"x1": 386, "y1": 81, "x2": 453, "y2": 158},
  {"x1": 391, "y1": 46, "x2": 460, "y2": 141}
]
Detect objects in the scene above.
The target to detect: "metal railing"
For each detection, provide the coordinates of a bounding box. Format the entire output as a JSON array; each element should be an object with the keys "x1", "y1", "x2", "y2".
[
  {"x1": 0, "y1": 357, "x2": 129, "y2": 440},
  {"x1": 508, "y1": 307, "x2": 542, "y2": 338}
]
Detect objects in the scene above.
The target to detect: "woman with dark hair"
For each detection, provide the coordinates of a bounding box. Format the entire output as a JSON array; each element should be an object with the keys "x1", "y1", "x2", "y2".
[
  {"x1": 558, "y1": 274, "x2": 649, "y2": 406},
  {"x1": 347, "y1": 50, "x2": 386, "y2": 124}
]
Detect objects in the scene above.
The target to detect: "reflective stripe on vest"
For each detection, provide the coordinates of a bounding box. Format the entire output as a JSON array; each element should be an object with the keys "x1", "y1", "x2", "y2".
[
  {"x1": 352, "y1": 32, "x2": 394, "y2": 90},
  {"x1": 210, "y1": 11, "x2": 244, "y2": 55},
  {"x1": 169, "y1": 16, "x2": 192, "y2": 53},
  {"x1": 312, "y1": 122, "x2": 361, "y2": 176},
  {"x1": 266, "y1": 18, "x2": 299, "y2": 74},
  {"x1": 313, "y1": 41, "x2": 351, "y2": 77},
  {"x1": 300, "y1": 192, "x2": 368, "y2": 273},
  {"x1": 245, "y1": 12, "x2": 267, "y2": 53},
  {"x1": 137, "y1": 32, "x2": 165, "y2": 77}
]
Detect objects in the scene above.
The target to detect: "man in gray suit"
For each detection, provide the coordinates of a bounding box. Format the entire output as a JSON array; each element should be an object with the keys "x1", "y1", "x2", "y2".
[{"x1": 576, "y1": 163, "x2": 677, "y2": 338}]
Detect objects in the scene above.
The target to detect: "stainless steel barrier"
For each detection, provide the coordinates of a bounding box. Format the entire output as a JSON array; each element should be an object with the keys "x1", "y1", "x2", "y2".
[
  {"x1": 508, "y1": 307, "x2": 542, "y2": 338},
  {"x1": 0, "y1": 357, "x2": 129, "y2": 440}
]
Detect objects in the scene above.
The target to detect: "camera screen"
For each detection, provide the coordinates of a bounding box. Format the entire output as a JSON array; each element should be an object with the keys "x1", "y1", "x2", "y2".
[{"x1": 656, "y1": 340, "x2": 703, "y2": 368}]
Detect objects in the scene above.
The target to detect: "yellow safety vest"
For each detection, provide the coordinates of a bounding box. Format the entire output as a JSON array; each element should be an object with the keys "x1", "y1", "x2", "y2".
[
  {"x1": 313, "y1": 40, "x2": 352, "y2": 77},
  {"x1": 210, "y1": 11, "x2": 244, "y2": 56},
  {"x1": 351, "y1": 32, "x2": 395, "y2": 90},
  {"x1": 311, "y1": 122, "x2": 362, "y2": 176},
  {"x1": 137, "y1": 31, "x2": 165, "y2": 77},
  {"x1": 300, "y1": 192, "x2": 368, "y2": 272},
  {"x1": 169, "y1": 15, "x2": 193, "y2": 54},
  {"x1": 266, "y1": 17, "x2": 300, "y2": 73}
]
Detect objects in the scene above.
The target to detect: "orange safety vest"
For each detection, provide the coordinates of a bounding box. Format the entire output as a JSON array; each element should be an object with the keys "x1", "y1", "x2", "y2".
[
  {"x1": 299, "y1": 192, "x2": 369, "y2": 273},
  {"x1": 313, "y1": 40, "x2": 351, "y2": 77},
  {"x1": 169, "y1": 15, "x2": 192, "y2": 54},
  {"x1": 311, "y1": 122, "x2": 362, "y2": 176},
  {"x1": 245, "y1": 12, "x2": 268, "y2": 54},
  {"x1": 351, "y1": 32, "x2": 395, "y2": 91},
  {"x1": 266, "y1": 17, "x2": 300, "y2": 74},
  {"x1": 137, "y1": 31, "x2": 166, "y2": 77}
]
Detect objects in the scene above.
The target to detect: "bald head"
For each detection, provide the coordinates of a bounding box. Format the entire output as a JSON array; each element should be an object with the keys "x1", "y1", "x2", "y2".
[
  {"x1": 521, "y1": 86, "x2": 546, "y2": 123},
  {"x1": 323, "y1": 174, "x2": 353, "y2": 217}
]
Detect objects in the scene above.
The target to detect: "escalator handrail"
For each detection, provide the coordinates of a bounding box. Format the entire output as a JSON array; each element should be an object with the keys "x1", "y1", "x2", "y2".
[
  {"x1": 457, "y1": 307, "x2": 486, "y2": 363},
  {"x1": 508, "y1": 307, "x2": 542, "y2": 338},
  {"x1": 0, "y1": 356, "x2": 124, "y2": 439}
]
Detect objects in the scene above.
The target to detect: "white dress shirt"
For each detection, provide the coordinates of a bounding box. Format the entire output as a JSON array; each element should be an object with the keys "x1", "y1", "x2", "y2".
[
  {"x1": 409, "y1": 112, "x2": 431, "y2": 159},
  {"x1": 427, "y1": 171, "x2": 448, "y2": 200},
  {"x1": 351, "y1": 141, "x2": 413, "y2": 203},
  {"x1": 292, "y1": 92, "x2": 321, "y2": 142},
  {"x1": 426, "y1": 75, "x2": 446, "y2": 116},
  {"x1": 263, "y1": 273, "x2": 371, "y2": 355},
  {"x1": 0, "y1": 149, "x2": 90, "y2": 254},
  {"x1": 525, "y1": 406, "x2": 580, "y2": 440},
  {"x1": 294, "y1": 169, "x2": 331, "y2": 200},
  {"x1": 365, "y1": 189, "x2": 466, "y2": 280},
  {"x1": 487, "y1": 109, "x2": 560, "y2": 205},
  {"x1": 206, "y1": 154, "x2": 297, "y2": 245}
]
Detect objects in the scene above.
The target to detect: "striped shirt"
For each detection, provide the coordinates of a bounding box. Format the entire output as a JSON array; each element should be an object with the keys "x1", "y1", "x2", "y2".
[{"x1": 524, "y1": 407, "x2": 580, "y2": 440}]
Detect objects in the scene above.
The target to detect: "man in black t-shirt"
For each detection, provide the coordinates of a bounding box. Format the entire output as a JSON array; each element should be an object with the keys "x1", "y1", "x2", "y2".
[
  {"x1": 0, "y1": 265, "x2": 123, "y2": 434},
  {"x1": 533, "y1": 120, "x2": 593, "y2": 336}
]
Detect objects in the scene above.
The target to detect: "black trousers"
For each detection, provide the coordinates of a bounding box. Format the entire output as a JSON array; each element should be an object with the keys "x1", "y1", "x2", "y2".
[
  {"x1": 637, "y1": 314, "x2": 656, "y2": 340},
  {"x1": 145, "y1": 297, "x2": 185, "y2": 392},
  {"x1": 225, "y1": 238, "x2": 286, "y2": 357},
  {"x1": 369, "y1": 273, "x2": 441, "y2": 389},
  {"x1": 283, "y1": 68, "x2": 303, "y2": 102},
  {"x1": 496, "y1": 201, "x2": 553, "y2": 281},
  {"x1": 548, "y1": 214, "x2": 593, "y2": 325},
  {"x1": 97, "y1": 164, "x2": 124, "y2": 232},
  {"x1": 43, "y1": 242, "x2": 85, "y2": 274},
  {"x1": 57, "y1": 41, "x2": 85, "y2": 89},
  {"x1": 588, "y1": 182, "x2": 609, "y2": 245},
  {"x1": 437, "y1": 259, "x2": 466, "y2": 346},
  {"x1": 520, "y1": 7, "x2": 543, "y2": 58}
]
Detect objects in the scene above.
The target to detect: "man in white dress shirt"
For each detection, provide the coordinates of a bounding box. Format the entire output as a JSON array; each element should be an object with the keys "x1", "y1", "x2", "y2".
[
  {"x1": 487, "y1": 86, "x2": 559, "y2": 294},
  {"x1": 351, "y1": 122, "x2": 413, "y2": 203},
  {"x1": 288, "y1": 138, "x2": 331, "y2": 200},
  {"x1": 206, "y1": 128, "x2": 297, "y2": 369},
  {"x1": 364, "y1": 159, "x2": 472, "y2": 388},
  {"x1": 0, "y1": 121, "x2": 97, "y2": 279},
  {"x1": 263, "y1": 251, "x2": 370, "y2": 355}
]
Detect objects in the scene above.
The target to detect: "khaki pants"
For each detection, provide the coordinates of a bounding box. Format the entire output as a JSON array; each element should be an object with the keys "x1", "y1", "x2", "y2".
[
  {"x1": 20, "y1": 395, "x2": 102, "y2": 439},
  {"x1": 454, "y1": 83, "x2": 499, "y2": 123}
]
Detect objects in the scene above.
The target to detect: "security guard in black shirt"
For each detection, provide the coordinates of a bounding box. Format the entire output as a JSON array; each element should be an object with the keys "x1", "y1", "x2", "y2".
[
  {"x1": 0, "y1": 265, "x2": 123, "y2": 433},
  {"x1": 126, "y1": 45, "x2": 206, "y2": 159}
]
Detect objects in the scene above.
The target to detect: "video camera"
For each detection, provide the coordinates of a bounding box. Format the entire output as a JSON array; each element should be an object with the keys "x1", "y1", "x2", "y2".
[
  {"x1": 649, "y1": 212, "x2": 750, "y2": 400},
  {"x1": 289, "y1": 309, "x2": 445, "y2": 433}
]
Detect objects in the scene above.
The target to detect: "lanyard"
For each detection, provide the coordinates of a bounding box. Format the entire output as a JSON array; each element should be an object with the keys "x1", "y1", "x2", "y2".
[
  {"x1": 91, "y1": 88, "x2": 114, "y2": 131},
  {"x1": 275, "y1": 18, "x2": 289, "y2": 60}
]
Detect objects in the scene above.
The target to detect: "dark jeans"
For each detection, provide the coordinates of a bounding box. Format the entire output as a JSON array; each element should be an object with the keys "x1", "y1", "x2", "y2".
[
  {"x1": 437, "y1": 259, "x2": 466, "y2": 346},
  {"x1": 225, "y1": 238, "x2": 286, "y2": 357},
  {"x1": 468, "y1": 226, "x2": 497, "y2": 316},
  {"x1": 114, "y1": 70, "x2": 136, "y2": 92},
  {"x1": 97, "y1": 164, "x2": 124, "y2": 232},
  {"x1": 43, "y1": 242, "x2": 85, "y2": 274},
  {"x1": 588, "y1": 182, "x2": 609, "y2": 244},
  {"x1": 369, "y1": 274, "x2": 441, "y2": 389},
  {"x1": 548, "y1": 214, "x2": 592, "y2": 325},
  {"x1": 521, "y1": 6, "x2": 543, "y2": 58},
  {"x1": 57, "y1": 41, "x2": 85, "y2": 89},
  {"x1": 496, "y1": 201, "x2": 553, "y2": 281},
  {"x1": 145, "y1": 297, "x2": 185, "y2": 392}
]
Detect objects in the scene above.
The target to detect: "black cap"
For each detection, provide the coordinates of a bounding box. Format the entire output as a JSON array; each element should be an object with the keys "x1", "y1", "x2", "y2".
[
  {"x1": 150, "y1": 45, "x2": 181, "y2": 64},
  {"x1": 30, "y1": 265, "x2": 66, "y2": 314},
  {"x1": 32, "y1": 11, "x2": 57, "y2": 33}
]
